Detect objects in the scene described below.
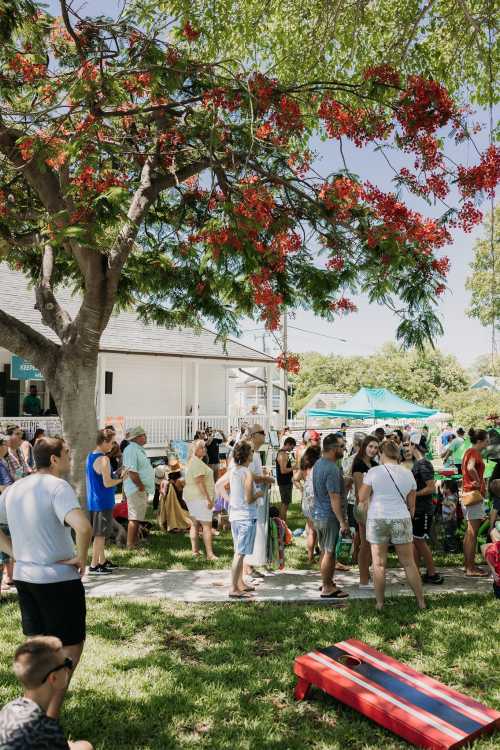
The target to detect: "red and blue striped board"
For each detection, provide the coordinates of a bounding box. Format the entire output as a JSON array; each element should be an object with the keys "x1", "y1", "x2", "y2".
[{"x1": 294, "y1": 639, "x2": 500, "y2": 749}]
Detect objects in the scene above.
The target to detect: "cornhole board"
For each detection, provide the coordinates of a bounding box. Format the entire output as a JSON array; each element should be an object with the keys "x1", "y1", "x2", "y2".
[{"x1": 294, "y1": 639, "x2": 500, "y2": 749}]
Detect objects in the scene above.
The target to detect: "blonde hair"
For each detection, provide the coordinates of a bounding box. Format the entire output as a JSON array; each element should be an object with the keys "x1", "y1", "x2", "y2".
[{"x1": 188, "y1": 438, "x2": 206, "y2": 460}]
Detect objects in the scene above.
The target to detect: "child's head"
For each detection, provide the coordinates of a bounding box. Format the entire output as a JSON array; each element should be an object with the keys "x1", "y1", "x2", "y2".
[
  {"x1": 489, "y1": 478, "x2": 500, "y2": 497},
  {"x1": 13, "y1": 637, "x2": 72, "y2": 693},
  {"x1": 442, "y1": 479, "x2": 459, "y2": 496}
]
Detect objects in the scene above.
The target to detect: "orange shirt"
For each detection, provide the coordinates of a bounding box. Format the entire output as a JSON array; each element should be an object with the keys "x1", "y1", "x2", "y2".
[{"x1": 461, "y1": 448, "x2": 485, "y2": 495}]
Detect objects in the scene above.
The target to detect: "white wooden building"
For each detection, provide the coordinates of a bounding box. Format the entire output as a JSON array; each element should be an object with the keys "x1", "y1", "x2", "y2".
[{"x1": 0, "y1": 266, "x2": 280, "y2": 445}]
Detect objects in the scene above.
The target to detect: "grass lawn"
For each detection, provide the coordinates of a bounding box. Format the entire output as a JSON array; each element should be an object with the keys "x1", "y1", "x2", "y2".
[
  {"x1": 109, "y1": 499, "x2": 465, "y2": 572},
  {"x1": 1, "y1": 594, "x2": 498, "y2": 749}
]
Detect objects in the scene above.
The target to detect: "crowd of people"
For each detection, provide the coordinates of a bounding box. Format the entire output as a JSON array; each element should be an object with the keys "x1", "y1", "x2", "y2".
[{"x1": 0, "y1": 417, "x2": 499, "y2": 747}]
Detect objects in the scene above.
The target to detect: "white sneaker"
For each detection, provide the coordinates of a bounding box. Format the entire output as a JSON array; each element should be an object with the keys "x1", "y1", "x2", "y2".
[{"x1": 359, "y1": 582, "x2": 374, "y2": 589}]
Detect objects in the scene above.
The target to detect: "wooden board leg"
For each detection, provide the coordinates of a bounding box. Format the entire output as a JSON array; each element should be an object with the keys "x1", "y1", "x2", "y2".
[{"x1": 294, "y1": 677, "x2": 311, "y2": 701}]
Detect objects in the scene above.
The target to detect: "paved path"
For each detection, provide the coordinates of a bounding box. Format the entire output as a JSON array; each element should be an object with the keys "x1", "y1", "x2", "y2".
[{"x1": 83, "y1": 566, "x2": 493, "y2": 604}]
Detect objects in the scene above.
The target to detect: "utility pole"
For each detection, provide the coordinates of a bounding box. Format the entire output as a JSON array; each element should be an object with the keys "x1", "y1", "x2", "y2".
[{"x1": 281, "y1": 309, "x2": 288, "y2": 426}]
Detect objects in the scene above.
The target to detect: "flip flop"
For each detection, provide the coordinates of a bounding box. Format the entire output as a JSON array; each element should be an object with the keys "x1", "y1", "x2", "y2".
[
  {"x1": 320, "y1": 589, "x2": 349, "y2": 599},
  {"x1": 242, "y1": 586, "x2": 256, "y2": 592},
  {"x1": 228, "y1": 591, "x2": 254, "y2": 599},
  {"x1": 464, "y1": 570, "x2": 488, "y2": 577},
  {"x1": 335, "y1": 563, "x2": 351, "y2": 572}
]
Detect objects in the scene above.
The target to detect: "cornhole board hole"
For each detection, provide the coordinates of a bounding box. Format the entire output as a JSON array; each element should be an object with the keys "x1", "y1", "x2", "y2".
[{"x1": 294, "y1": 639, "x2": 500, "y2": 749}]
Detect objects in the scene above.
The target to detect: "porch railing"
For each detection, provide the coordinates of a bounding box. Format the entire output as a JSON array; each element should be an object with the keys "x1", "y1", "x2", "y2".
[{"x1": 2, "y1": 415, "x2": 270, "y2": 448}]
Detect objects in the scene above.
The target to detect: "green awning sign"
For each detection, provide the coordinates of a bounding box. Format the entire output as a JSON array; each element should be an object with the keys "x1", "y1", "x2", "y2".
[{"x1": 10, "y1": 355, "x2": 43, "y2": 381}]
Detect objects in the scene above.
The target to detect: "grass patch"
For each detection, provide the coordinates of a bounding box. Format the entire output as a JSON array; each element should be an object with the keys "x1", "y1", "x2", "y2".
[
  {"x1": 1, "y1": 594, "x2": 498, "y2": 749},
  {"x1": 109, "y1": 500, "x2": 465, "y2": 571}
]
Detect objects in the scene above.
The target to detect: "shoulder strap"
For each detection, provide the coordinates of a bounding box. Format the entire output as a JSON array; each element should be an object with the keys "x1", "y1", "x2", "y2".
[{"x1": 383, "y1": 464, "x2": 407, "y2": 503}]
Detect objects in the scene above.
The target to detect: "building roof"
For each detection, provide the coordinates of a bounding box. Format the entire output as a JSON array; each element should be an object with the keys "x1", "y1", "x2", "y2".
[
  {"x1": 0, "y1": 265, "x2": 274, "y2": 363},
  {"x1": 470, "y1": 376, "x2": 499, "y2": 391},
  {"x1": 297, "y1": 391, "x2": 350, "y2": 417}
]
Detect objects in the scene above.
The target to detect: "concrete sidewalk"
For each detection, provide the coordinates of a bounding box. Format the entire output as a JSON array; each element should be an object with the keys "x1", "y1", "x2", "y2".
[{"x1": 82, "y1": 566, "x2": 494, "y2": 604}]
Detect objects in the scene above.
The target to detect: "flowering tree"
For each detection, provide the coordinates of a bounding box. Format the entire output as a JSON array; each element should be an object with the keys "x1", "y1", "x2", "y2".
[{"x1": 0, "y1": 1, "x2": 498, "y2": 498}]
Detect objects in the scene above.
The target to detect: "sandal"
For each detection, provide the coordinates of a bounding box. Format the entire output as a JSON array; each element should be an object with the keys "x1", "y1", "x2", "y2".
[
  {"x1": 464, "y1": 570, "x2": 488, "y2": 577},
  {"x1": 320, "y1": 589, "x2": 349, "y2": 599},
  {"x1": 228, "y1": 591, "x2": 254, "y2": 599}
]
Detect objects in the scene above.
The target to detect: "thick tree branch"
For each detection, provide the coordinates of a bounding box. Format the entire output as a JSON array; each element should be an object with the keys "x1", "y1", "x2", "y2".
[
  {"x1": 35, "y1": 244, "x2": 73, "y2": 340},
  {"x1": 0, "y1": 307, "x2": 59, "y2": 378}
]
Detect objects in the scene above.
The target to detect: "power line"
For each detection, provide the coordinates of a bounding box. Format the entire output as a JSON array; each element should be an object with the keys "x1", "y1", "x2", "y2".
[{"x1": 243, "y1": 324, "x2": 348, "y2": 343}]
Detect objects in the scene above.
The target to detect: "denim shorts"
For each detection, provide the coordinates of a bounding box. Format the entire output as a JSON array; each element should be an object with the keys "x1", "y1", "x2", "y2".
[
  {"x1": 366, "y1": 517, "x2": 413, "y2": 546},
  {"x1": 231, "y1": 518, "x2": 257, "y2": 556},
  {"x1": 312, "y1": 517, "x2": 340, "y2": 553}
]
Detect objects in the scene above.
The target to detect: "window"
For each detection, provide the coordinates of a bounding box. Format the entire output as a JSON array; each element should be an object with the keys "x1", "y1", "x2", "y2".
[{"x1": 104, "y1": 371, "x2": 113, "y2": 395}]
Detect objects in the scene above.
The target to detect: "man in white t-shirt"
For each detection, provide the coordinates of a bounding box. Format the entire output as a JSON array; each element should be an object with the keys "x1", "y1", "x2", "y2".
[{"x1": 0, "y1": 438, "x2": 92, "y2": 720}]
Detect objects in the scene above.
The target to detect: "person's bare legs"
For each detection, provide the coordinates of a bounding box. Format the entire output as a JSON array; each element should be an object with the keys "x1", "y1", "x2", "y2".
[
  {"x1": 395, "y1": 543, "x2": 426, "y2": 609},
  {"x1": 413, "y1": 538, "x2": 437, "y2": 576},
  {"x1": 320, "y1": 550, "x2": 337, "y2": 595},
  {"x1": 358, "y1": 523, "x2": 372, "y2": 585},
  {"x1": 47, "y1": 642, "x2": 84, "y2": 720},
  {"x1": 371, "y1": 543, "x2": 388, "y2": 610},
  {"x1": 230, "y1": 552, "x2": 245, "y2": 594},
  {"x1": 202, "y1": 522, "x2": 217, "y2": 560},
  {"x1": 280, "y1": 503, "x2": 288, "y2": 522},
  {"x1": 306, "y1": 520, "x2": 317, "y2": 563},
  {"x1": 90, "y1": 535, "x2": 105, "y2": 567},
  {"x1": 126, "y1": 520, "x2": 140, "y2": 549},
  {"x1": 464, "y1": 519, "x2": 485, "y2": 574},
  {"x1": 189, "y1": 519, "x2": 200, "y2": 555}
]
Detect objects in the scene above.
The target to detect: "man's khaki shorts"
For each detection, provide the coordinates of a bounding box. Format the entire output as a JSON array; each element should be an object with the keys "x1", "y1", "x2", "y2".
[{"x1": 127, "y1": 490, "x2": 148, "y2": 522}]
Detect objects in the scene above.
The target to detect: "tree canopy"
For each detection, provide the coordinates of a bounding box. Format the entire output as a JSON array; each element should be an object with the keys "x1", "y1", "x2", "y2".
[
  {"x1": 465, "y1": 204, "x2": 500, "y2": 335},
  {"x1": 146, "y1": 0, "x2": 500, "y2": 106},
  {"x1": 439, "y1": 388, "x2": 500, "y2": 429},
  {"x1": 291, "y1": 344, "x2": 470, "y2": 410}
]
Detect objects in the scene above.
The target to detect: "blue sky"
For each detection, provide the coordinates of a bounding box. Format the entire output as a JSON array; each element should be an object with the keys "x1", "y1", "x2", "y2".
[{"x1": 45, "y1": 0, "x2": 496, "y2": 366}]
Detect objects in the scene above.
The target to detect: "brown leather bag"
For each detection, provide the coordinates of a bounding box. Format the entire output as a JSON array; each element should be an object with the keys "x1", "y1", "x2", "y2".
[{"x1": 462, "y1": 490, "x2": 483, "y2": 507}]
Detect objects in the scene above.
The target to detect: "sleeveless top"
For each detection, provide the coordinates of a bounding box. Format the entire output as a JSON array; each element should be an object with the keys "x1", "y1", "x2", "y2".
[
  {"x1": 229, "y1": 465, "x2": 257, "y2": 521},
  {"x1": 86, "y1": 451, "x2": 116, "y2": 511},
  {"x1": 276, "y1": 450, "x2": 293, "y2": 486}
]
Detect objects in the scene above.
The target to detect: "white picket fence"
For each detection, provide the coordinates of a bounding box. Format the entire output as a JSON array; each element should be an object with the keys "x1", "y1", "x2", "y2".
[{"x1": 2, "y1": 415, "x2": 270, "y2": 447}]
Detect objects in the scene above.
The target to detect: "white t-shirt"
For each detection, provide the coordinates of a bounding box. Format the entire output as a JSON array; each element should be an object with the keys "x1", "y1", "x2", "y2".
[
  {"x1": 363, "y1": 464, "x2": 416, "y2": 521},
  {"x1": 249, "y1": 450, "x2": 264, "y2": 489},
  {"x1": 0, "y1": 473, "x2": 80, "y2": 583},
  {"x1": 229, "y1": 465, "x2": 256, "y2": 521}
]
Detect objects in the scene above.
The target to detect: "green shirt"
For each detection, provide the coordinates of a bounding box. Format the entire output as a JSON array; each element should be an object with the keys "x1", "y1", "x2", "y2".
[{"x1": 22, "y1": 394, "x2": 42, "y2": 416}]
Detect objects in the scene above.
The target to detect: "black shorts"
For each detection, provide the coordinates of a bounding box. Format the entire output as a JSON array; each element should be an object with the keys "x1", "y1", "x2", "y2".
[
  {"x1": 90, "y1": 508, "x2": 114, "y2": 537},
  {"x1": 278, "y1": 484, "x2": 293, "y2": 505},
  {"x1": 412, "y1": 513, "x2": 433, "y2": 540},
  {"x1": 347, "y1": 503, "x2": 358, "y2": 531},
  {"x1": 14, "y1": 579, "x2": 86, "y2": 646}
]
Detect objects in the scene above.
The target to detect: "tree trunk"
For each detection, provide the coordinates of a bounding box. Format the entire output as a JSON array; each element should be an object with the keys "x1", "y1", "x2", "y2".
[{"x1": 49, "y1": 346, "x2": 99, "y2": 507}]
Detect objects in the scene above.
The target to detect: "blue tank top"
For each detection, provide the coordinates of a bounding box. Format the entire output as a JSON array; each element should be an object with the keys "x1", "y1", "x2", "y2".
[{"x1": 86, "y1": 451, "x2": 116, "y2": 511}]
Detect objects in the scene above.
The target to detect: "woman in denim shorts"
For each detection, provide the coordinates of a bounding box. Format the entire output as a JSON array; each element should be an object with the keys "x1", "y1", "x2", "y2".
[{"x1": 358, "y1": 440, "x2": 426, "y2": 611}]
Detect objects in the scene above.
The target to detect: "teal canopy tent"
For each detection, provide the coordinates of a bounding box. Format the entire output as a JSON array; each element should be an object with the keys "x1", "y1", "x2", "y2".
[{"x1": 306, "y1": 387, "x2": 437, "y2": 420}]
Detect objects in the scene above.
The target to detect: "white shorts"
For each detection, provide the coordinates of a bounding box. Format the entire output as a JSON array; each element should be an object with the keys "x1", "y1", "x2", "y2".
[
  {"x1": 186, "y1": 498, "x2": 213, "y2": 523},
  {"x1": 127, "y1": 490, "x2": 148, "y2": 522},
  {"x1": 461, "y1": 502, "x2": 486, "y2": 521}
]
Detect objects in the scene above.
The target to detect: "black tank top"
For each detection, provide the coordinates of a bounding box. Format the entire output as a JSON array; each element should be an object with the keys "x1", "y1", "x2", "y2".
[{"x1": 276, "y1": 450, "x2": 293, "y2": 486}]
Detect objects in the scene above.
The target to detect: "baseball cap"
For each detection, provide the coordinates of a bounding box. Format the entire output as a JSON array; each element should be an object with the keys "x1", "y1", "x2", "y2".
[
  {"x1": 248, "y1": 423, "x2": 266, "y2": 436},
  {"x1": 309, "y1": 430, "x2": 321, "y2": 441},
  {"x1": 128, "y1": 425, "x2": 146, "y2": 439}
]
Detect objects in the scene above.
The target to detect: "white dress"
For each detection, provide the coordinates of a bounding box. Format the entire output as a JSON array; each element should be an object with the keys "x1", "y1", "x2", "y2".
[{"x1": 244, "y1": 450, "x2": 269, "y2": 566}]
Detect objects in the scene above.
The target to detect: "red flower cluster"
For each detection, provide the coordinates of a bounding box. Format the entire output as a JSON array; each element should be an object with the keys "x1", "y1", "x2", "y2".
[
  {"x1": 363, "y1": 183, "x2": 451, "y2": 252},
  {"x1": 8, "y1": 53, "x2": 46, "y2": 82},
  {"x1": 451, "y1": 201, "x2": 483, "y2": 233},
  {"x1": 363, "y1": 65, "x2": 401, "y2": 87},
  {"x1": 234, "y1": 184, "x2": 275, "y2": 230},
  {"x1": 397, "y1": 76, "x2": 455, "y2": 136},
  {"x1": 318, "y1": 97, "x2": 392, "y2": 146},
  {"x1": 202, "y1": 87, "x2": 241, "y2": 112},
  {"x1": 19, "y1": 138, "x2": 35, "y2": 161},
  {"x1": 276, "y1": 353, "x2": 300, "y2": 374},
  {"x1": 181, "y1": 22, "x2": 200, "y2": 42},
  {"x1": 330, "y1": 297, "x2": 357, "y2": 314},
  {"x1": 327, "y1": 256, "x2": 345, "y2": 272},
  {"x1": 249, "y1": 73, "x2": 278, "y2": 113},
  {"x1": 77, "y1": 61, "x2": 99, "y2": 82},
  {"x1": 271, "y1": 95, "x2": 304, "y2": 133},
  {"x1": 202, "y1": 227, "x2": 242, "y2": 259},
  {"x1": 457, "y1": 145, "x2": 500, "y2": 198},
  {"x1": 250, "y1": 272, "x2": 283, "y2": 330},
  {"x1": 319, "y1": 177, "x2": 363, "y2": 220},
  {"x1": 72, "y1": 166, "x2": 125, "y2": 197},
  {"x1": 0, "y1": 190, "x2": 7, "y2": 217},
  {"x1": 271, "y1": 231, "x2": 302, "y2": 256},
  {"x1": 431, "y1": 257, "x2": 450, "y2": 276}
]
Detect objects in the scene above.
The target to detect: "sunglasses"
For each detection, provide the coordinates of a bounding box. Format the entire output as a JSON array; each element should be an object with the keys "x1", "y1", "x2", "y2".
[{"x1": 41, "y1": 656, "x2": 73, "y2": 684}]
